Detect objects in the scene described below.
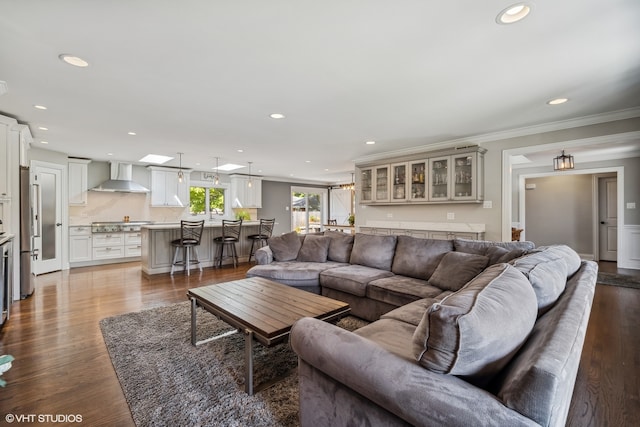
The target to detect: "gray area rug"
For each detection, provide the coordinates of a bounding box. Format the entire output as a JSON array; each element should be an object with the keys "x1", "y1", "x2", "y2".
[
  {"x1": 100, "y1": 302, "x2": 367, "y2": 427},
  {"x1": 597, "y1": 272, "x2": 640, "y2": 290}
]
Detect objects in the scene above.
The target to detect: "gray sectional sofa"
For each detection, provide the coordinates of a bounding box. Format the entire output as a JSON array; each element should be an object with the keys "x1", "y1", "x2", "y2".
[{"x1": 247, "y1": 230, "x2": 597, "y2": 427}]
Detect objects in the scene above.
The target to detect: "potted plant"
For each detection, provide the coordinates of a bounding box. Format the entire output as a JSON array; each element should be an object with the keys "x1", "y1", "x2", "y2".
[{"x1": 348, "y1": 214, "x2": 355, "y2": 226}]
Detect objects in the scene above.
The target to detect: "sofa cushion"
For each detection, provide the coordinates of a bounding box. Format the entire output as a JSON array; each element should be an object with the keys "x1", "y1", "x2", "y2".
[
  {"x1": 381, "y1": 297, "x2": 442, "y2": 326},
  {"x1": 427, "y1": 251, "x2": 489, "y2": 292},
  {"x1": 268, "y1": 231, "x2": 302, "y2": 261},
  {"x1": 413, "y1": 263, "x2": 538, "y2": 387},
  {"x1": 536, "y1": 244, "x2": 582, "y2": 277},
  {"x1": 354, "y1": 318, "x2": 417, "y2": 362},
  {"x1": 247, "y1": 261, "x2": 347, "y2": 286},
  {"x1": 510, "y1": 248, "x2": 568, "y2": 315},
  {"x1": 324, "y1": 230, "x2": 354, "y2": 263},
  {"x1": 297, "y1": 235, "x2": 330, "y2": 262},
  {"x1": 320, "y1": 265, "x2": 394, "y2": 297},
  {"x1": 367, "y1": 276, "x2": 444, "y2": 307},
  {"x1": 349, "y1": 233, "x2": 397, "y2": 271},
  {"x1": 485, "y1": 245, "x2": 525, "y2": 265},
  {"x1": 391, "y1": 235, "x2": 453, "y2": 280},
  {"x1": 454, "y1": 238, "x2": 535, "y2": 262}
]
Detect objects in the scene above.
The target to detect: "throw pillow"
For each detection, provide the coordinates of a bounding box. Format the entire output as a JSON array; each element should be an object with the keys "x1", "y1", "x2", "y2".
[
  {"x1": 391, "y1": 235, "x2": 453, "y2": 280},
  {"x1": 349, "y1": 233, "x2": 397, "y2": 271},
  {"x1": 268, "y1": 231, "x2": 302, "y2": 261},
  {"x1": 413, "y1": 263, "x2": 538, "y2": 387},
  {"x1": 297, "y1": 235, "x2": 331, "y2": 263},
  {"x1": 427, "y1": 251, "x2": 489, "y2": 292},
  {"x1": 485, "y1": 245, "x2": 525, "y2": 265},
  {"x1": 324, "y1": 230, "x2": 354, "y2": 263}
]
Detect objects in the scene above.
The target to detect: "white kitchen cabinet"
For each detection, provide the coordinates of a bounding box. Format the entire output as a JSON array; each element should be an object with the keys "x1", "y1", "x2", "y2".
[
  {"x1": 68, "y1": 159, "x2": 91, "y2": 205},
  {"x1": 124, "y1": 231, "x2": 142, "y2": 257},
  {"x1": 92, "y1": 232, "x2": 125, "y2": 260},
  {"x1": 230, "y1": 175, "x2": 262, "y2": 208},
  {"x1": 148, "y1": 167, "x2": 190, "y2": 207},
  {"x1": 0, "y1": 122, "x2": 8, "y2": 199},
  {"x1": 69, "y1": 226, "x2": 92, "y2": 262}
]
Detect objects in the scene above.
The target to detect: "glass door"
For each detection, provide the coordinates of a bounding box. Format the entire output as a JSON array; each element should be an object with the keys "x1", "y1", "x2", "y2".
[
  {"x1": 291, "y1": 186, "x2": 327, "y2": 234},
  {"x1": 374, "y1": 165, "x2": 389, "y2": 202},
  {"x1": 359, "y1": 168, "x2": 373, "y2": 203},
  {"x1": 452, "y1": 154, "x2": 476, "y2": 200},
  {"x1": 391, "y1": 162, "x2": 407, "y2": 202},
  {"x1": 409, "y1": 160, "x2": 427, "y2": 201},
  {"x1": 429, "y1": 156, "x2": 450, "y2": 201},
  {"x1": 31, "y1": 162, "x2": 63, "y2": 275}
]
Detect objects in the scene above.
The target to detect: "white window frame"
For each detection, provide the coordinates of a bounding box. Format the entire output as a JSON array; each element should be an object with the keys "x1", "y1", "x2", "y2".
[{"x1": 188, "y1": 180, "x2": 231, "y2": 220}]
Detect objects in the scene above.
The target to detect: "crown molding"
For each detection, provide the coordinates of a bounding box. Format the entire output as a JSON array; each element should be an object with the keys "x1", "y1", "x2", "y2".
[{"x1": 354, "y1": 107, "x2": 640, "y2": 164}]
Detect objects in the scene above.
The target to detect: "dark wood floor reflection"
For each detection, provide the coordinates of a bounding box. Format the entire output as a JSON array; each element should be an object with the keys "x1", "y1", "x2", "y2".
[{"x1": 0, "y1": 261, "x2": 638, "y2": 426}]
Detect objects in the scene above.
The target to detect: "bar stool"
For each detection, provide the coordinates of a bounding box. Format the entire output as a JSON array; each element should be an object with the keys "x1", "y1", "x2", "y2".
[
  {"x1": 170, "y1": 220, "x2": 205, "y2": 275},
  {"x1": 213, "y1": 219, "x2": 243, "y2": 268},
  {"x1": 247, "y1": 218, "x2": 275, "y2": 262}
]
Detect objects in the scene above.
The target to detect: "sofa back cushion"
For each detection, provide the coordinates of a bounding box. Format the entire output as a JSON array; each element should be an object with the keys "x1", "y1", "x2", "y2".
[
  {"x1": 324, "y1": 230, "x2": 355, "y2": 263},
  {"x1": 391, "y1": 235, "x2": 452, "y2": 280},
  {"x1": 413, "y1": 263, "x2": 538, "y2": 387},
  {"x1": 297, "y1": 235, "x2": 331, "y2": 262},
  {"x1": 268, "y1": 231, "x2": 302, "y2": 261},
  {"x1": 454, "y1": 238, "x2": 535, "y2": 264},
  {"x1": 509, "y1": 248, "x2": 569, "y2": 316},
  {"x1": 427, "y1": 251, "x2": 489, "y2": 292},
  {"x1": 349, "y1": 233, "x2": 397, "y2": 271}
]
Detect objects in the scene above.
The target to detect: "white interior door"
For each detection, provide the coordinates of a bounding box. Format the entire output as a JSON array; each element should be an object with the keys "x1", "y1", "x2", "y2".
[
  {"x1": 598, "y1": 176, "x2": 617, "y2": 261},
  {"x1": 32, "y1": 163, "x2": 63, "y2": 274}
]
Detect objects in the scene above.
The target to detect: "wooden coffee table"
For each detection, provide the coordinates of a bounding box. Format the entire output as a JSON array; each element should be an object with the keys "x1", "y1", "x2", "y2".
[{"x1": 187, "y1": 276, "x2": 350, "y2": 395}]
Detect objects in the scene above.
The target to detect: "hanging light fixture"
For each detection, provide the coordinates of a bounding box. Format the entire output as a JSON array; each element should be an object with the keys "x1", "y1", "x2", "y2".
[
  {"x1": 247, "y1": 161, "x2": 253, "y2": 188},
  {"x1": 177, "y1": 152, "x2": 184, "y2": 182},
  {"x1": 553, "y1": 150, "x2": 574, "y2": 171},
  {"x1": 214, "y1": 157, "x2": 220, "y2": 185},
  {"x1": 340, "y1": 173, "x2": 355, "y2": 191}
]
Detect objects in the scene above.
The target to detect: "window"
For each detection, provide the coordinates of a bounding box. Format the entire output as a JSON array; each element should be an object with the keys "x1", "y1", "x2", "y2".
[{"x1": 190, "y1": 185, "x2": 225, "y2": 216}]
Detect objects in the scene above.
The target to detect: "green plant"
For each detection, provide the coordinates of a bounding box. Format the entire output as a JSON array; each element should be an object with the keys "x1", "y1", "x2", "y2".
[
  {"x1": 348, "y1": 214, "x2": 355, "y2": 226},
  {"x1": 235, "y1": 210, "x2": 251, "y2": 220}
]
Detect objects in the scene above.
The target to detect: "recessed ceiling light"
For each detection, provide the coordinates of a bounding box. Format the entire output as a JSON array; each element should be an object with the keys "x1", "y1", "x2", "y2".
[
  {"x1": 270, "y1": 113, "x2": 285, "y2": 119},
  {"x1": 128, "y1": 131, "x2": 136, "y2": 136},
  {"x1": 40, "y1": 140, "x2": 49, "y2": 144},
  {"x1": 325, "y1": 168, "x2": 329, "y2": 171},
  {"x1": 34, "y1": 105, "x2": 47, "y2": 110},
  {"x1": 365, "y1": 140, "x2": 376, "y2": 145},
  {"x1": 547, "y1": 97, "x2": 569, "y2": 105},
  {"x1": 59, "y1": 54, "x2": 89, "y2": 67},
  {"x1": 139, "y1": 154, "x2": 173, "y2": 164},
  {"x1": 496, "y1": 3, "x2": 531, "y2": 24},
  {"x1": 237, "y1": 149, "x2": 244, "y2": 153},
  {"x1": 38, "y1": 126, "x2": 48, "y2": 131},
  {"x1": 107, "y1": 153, "x2": 113, "y2": 156},
  {"x1": 305, "y1": 160, "x2": 311, "y2": 163}
]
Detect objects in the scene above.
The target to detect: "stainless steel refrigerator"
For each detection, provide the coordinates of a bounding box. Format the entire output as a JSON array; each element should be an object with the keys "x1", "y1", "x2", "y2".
[{"x1": 19, "y1": 166, "x2": 36, "y2": 298}]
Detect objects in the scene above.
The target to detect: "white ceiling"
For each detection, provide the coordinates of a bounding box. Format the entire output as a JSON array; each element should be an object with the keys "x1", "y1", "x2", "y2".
[{"x1": 1, "y1": 1, "x2": 639, "y2": 184}]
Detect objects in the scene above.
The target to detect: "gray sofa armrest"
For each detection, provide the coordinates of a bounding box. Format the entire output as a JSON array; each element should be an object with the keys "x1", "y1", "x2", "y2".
[
  {"x1": 254, "y1": 246, "x2": 273, "y2": 264},
  {"x1": 291, "y1": 317, "x2": 536, "y2": 427}
]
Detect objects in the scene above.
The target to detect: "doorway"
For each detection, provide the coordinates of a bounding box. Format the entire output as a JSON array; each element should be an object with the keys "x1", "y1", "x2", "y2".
[
  {"x1": 31, "y1": 162, "x2": 63, "y2": 275},
  {"x1": 597, "y1": 175, "x2": 617, "y2": 261},
  {"x1": 291, "y1": 187, "x2": 327, "y2": 234}
]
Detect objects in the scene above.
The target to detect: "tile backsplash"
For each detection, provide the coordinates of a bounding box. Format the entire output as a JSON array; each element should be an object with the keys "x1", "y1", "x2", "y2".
[{"x1": 68, "y1": 192, "x2": 189, "y2": 225}]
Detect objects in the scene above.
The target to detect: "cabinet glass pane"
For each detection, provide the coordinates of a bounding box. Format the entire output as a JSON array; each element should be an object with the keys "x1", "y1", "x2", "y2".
[
  {"x1": 430, "y1": 159, "x2": 448, "y2": 199},
  {"x1": 453, "y1": 155, "x2": 473, "y2": 198},
  {"x1": 375, "y1": 166, "x2": 388, "y2": 200},
  {"x1": 392, "y1": 164, "x2": 406, "y2": 200},
  {"x1": 360, "y1": 169, "x2": 372, "y2": 201},
  {"x1": 409, "y1": 161, "x2": 426, "y2": 200}
]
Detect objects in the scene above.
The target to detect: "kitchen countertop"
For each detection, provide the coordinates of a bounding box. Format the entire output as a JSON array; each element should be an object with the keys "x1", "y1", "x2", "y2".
[{"x1": 142, "y1": 221, "x2": 260, "y2": 230}]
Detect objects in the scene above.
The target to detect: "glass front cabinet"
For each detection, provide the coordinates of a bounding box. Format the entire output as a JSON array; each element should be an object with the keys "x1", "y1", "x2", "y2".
[
  {"x1": 359, "y1": 165, "x2": 391, "y2": 203},
  {"x1": 357, "y1": 147, "x2": 485, "y2": 205}
]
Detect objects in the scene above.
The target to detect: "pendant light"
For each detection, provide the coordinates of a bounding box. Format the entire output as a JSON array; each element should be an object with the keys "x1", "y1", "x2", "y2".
[
  {"x1": 553, "y1": 150, "x2": 574, "y2": 171},
  {"x1": 247, "y1": 161, "x2": 253, "y2": 188},
  {"x1": 214, "y1": 157, "x2": 220, "y2": 185},
  {"x1": 340, "y1": 173, "x2": 355, "y2": 190},
  {"x1": 177, "y1": 152, "x2": 184, "y2": 183}
]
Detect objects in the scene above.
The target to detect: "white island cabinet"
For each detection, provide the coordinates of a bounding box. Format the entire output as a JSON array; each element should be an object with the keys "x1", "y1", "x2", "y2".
[{"x1": 140, "y1": 221, "x2": 261, "y2": 275}]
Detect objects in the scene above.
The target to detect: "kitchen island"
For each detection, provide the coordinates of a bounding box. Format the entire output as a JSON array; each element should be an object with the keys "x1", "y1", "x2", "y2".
[{"x1": 140, "y1": 221, "x2": 261, "y2": 275}]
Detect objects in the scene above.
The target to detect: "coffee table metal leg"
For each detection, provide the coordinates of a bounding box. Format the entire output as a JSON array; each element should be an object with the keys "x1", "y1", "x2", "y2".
[
  {"x1": 190, "y1": 297, "x2": 197, "y2": 345},
  {"x1": 245, "y1": 329, "x2": 254, "y2": 395},
  {"x1": 191, "y1": 297, "x2": 238, "y2": 346}
]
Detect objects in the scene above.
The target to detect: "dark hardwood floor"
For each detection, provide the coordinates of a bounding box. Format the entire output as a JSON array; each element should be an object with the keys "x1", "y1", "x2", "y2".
[{"x1": 0, "y1": 261, "x2": 638, "y2": 426}]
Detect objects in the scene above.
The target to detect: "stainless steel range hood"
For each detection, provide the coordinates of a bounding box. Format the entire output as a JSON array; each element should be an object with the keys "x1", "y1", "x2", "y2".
[{"x1": 91, "y1": 162, "x2": 149, "y2": 193}]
